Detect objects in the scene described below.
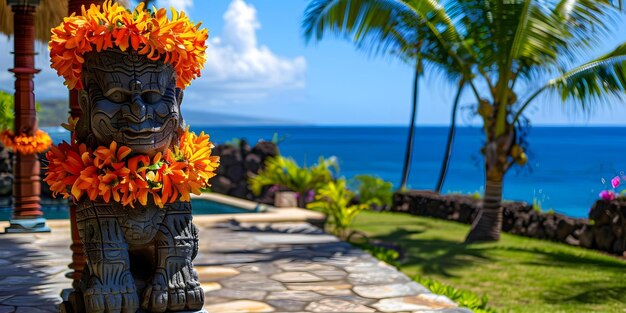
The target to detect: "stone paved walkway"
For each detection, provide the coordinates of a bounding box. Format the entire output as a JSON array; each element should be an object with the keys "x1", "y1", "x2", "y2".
[{"x1": 0, "y1": 221, "x2": 471, "y2": 313}]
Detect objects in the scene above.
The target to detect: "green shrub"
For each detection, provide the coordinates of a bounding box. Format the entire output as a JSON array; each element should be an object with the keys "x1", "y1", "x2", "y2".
[
  {"x1": 307, "y1": 179, "x2": 367, "y2": 239},
  {"x1": 224, "y1": 138, "x2": 242, "y2": 147},
  {"x1": 270, "y1": 132, "x2": 287, "y2": 145},
  {"x1": 0, "y1": 91, "x2": 14, "y2": 131},
  {"x1": 250, "y1": 156, "x2": 337, "y2": 207},
  {"x1": 351, "y1": 175, "x2": 393, "y2": 209},
  {"x1": 414, "y1": 275, "x2": 497, "y2": 313},
  {"x1": 472, "y1": 191, "x2": 481, "y2": 200},
  {"x1": 0, "y1": 91, "x2": 41, "y2": 131}
]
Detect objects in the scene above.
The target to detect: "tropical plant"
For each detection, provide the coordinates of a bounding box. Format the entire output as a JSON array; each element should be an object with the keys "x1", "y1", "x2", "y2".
[
  {"x1": 599, "y1": 174, "x2": 626, "y2": 201},
  {"x1": 351, "y1": 175, "x2": 394, "y2": 210},
  {"x1": 270, "y1": 132, "x2": 287, "y2": 145},
  {"x1": 354, "y1": 242, "x2": 400, "y2": 267},
  {"x1": 303, "y1": 0, "x2": 626, "y2": 242},
  {"x1": 0, "y1": 91, "x2": 14, "y2": 131},
  {"x1": 307, "y1": 178, "x2": 369, "y2": 239},
  {"x1": 0, "y1": 91, "x2": 41, "y2": 132},
  {"x1": 249, "y1": 156, "x2": 338, "y2": 207},
  {"x1": 414, "y1": 274, "x2": 497, "y2": 313}
]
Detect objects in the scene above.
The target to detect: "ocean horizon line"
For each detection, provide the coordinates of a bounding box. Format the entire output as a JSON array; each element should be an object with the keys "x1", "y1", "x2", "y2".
[{"x1": 183, "y1": 124, "x2": 626, "y2": 128}]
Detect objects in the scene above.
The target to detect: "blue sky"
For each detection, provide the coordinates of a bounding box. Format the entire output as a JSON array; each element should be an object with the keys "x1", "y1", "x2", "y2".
[{"x1": 1, "y1": 0, "x2": 626, "y2": 126}]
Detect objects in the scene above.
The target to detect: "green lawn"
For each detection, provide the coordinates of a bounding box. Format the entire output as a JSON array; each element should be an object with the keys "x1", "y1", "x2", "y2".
[{"x1": 352, "y1": 211, "x2": 626, "y2": 313}]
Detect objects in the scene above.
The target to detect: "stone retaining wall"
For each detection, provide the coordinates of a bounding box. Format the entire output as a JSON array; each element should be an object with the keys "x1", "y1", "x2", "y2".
[
  {"x1": 392, "y1": 190, "x2": 626, "y2": 256},
  {"x1": 211, "y1": 140, "x2": 279, "y2": 204}
]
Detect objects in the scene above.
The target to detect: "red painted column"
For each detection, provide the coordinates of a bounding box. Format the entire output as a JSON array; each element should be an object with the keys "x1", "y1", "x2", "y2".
[
  {"x1": 66, "y1": 0, "x2": 104, "y2": 288},
  {"x1": 5, "y1": 2, "x2": 47, "y2": 233}
]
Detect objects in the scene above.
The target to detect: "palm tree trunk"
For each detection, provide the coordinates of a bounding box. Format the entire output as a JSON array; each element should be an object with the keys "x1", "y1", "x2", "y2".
[
  {"x1": 435, "y1": 82, "x2": 464, "y2": 193},
  {"x1": 400, "y1": 60, "x2": 421, "y2": 190},
  {"x1": 465, "y1": 170, "x2": 504, "y2": 243}
]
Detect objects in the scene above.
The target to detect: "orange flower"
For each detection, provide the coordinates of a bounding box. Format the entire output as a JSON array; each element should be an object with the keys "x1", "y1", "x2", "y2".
[
  {"x1": 1, "y1": 130, "x2": 52, "y2": 155},
  {"x1": 93, "y1": 141, "x2": 132, "y2": 168},
  {"x1": 176, "y1": 129, "x2": 220, "y2": 194},
  {"x1": 49, "y1": 1, "x2": 207, "y2": 90},
  {"x1": 97, "y1": 163, "x2": 130, "y2": 203},
  {"x1": 43, "y1": 129, "x2": 219, "y2": 208},
  {"x1": 44, "y1": 142, "x2": 82, "y2": 198},
  {"x1": 121, "y1": 155, "x2": 150, "y2": 206}
]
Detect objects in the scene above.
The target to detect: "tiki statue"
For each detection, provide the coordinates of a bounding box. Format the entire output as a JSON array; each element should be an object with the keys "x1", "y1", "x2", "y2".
[
  {"x1": 60, "y1": 50, "x2": 204, "y2": 313},
  {"x1": 48, "y1": 4, "x2": 212, "y2": 312}
]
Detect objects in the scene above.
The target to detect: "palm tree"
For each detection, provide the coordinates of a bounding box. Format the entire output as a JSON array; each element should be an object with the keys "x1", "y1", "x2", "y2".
[
  {"x1": 435, "y1": 80, "x2": 465, "y2": 193},
  {"x1": 302, "y1": 0, "x2": 466, "y2": 190},
  {"x1": 456, "y1": 0, "x2": 625, "y2": 242},
  {"x1": 303, "y1": 0, "x2": 626, "y2": 242},
  {"x1": 399, "y1": 61, "x2": 421, "y2": 190}
]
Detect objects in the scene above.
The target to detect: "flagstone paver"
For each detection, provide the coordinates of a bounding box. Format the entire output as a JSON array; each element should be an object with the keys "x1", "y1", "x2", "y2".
[{"x1": 0, "y1": 220, "x2": 472, "y2": 312}]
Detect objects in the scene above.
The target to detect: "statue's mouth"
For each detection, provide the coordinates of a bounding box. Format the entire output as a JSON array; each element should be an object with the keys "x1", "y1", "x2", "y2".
[{"x1": 96, "y1": 118, "x2": 178, "y2": 148}]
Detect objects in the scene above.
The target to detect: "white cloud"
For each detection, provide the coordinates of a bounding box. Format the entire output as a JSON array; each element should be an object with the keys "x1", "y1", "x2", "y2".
[
  {"x1": 0, "y1": 0, "x2": 306, "y2": 109},
  {"x1": 184, "y1": 0, "x2": 307, "y2": 107},
  {"x1": 156, "y1": 0, "x2": 193, "y2": 12}
]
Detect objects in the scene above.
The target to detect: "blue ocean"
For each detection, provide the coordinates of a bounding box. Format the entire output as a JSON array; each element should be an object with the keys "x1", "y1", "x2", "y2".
[{"x1": 46, "y1": 126, "x2": 626, "y2": 218}]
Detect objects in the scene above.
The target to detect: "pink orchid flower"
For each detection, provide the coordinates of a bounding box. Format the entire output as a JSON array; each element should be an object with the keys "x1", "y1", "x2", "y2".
[
  {"x1": 612, "y1": 176, "x2": 621, "y2": 189},
  {"x1": 599, "y1": 190, "x2": 616, "y2": 201}
]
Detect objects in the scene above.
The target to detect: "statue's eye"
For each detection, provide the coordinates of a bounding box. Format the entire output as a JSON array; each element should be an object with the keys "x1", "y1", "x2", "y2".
[
  {"x1": 107, "y1": 91, "x2": 127, "y2": 103},
  {"x1": 142, "y1": 91, "x2": 162, "y2": 104}
]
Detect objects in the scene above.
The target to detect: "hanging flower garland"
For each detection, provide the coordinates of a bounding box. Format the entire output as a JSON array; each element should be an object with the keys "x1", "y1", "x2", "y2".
[
  {"x1": 1, "y1": 129, "x2": 52, "y2": 155},
  {"x1": 49, "y1": 1, "x2": 208, "y2": 90},
  {"x1": 43, "y1": 119, "x2": 220, "y2": 208}
]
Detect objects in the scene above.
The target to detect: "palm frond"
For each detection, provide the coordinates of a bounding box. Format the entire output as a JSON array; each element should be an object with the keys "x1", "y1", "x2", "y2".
[
  {"x1": 555, "y1": 0, "x2": 620, "y2": 50},
  {"x1": 303, "y1": 0, "x2": 463, "y2": 59},
  {"x1": 514, "y1": 43, "x2": 626, "y2": 122},
  {"x1": 549, "y1": 43, "x2": 626, "y2": 108}
]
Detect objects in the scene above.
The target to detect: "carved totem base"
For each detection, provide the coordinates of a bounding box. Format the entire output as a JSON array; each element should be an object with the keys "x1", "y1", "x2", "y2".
[{"x1": 59, "y1": 201, "x2": 204, "y2": 313}]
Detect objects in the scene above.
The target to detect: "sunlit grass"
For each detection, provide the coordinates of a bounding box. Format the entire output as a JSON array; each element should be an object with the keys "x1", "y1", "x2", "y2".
[{"x1": 353, "y1": 211, "x2": 626, "y2": 313}]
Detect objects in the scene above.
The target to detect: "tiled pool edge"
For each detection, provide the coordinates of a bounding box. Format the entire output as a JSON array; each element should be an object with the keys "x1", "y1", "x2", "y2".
[
  {"x1": 0, "y1": 193, "x2": 326, "y2": 231},
  {"x1": 192, "y1": 193, "x2": 326, "y2": 227}
]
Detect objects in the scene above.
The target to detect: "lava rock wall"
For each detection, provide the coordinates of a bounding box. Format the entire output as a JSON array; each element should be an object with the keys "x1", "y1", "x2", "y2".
[
  {"x1": 392, "y1": 190, "x2": 626, "y2": 256},
  {"x1": 211, "y1": 140, "x2": 279, "y2": 204}
]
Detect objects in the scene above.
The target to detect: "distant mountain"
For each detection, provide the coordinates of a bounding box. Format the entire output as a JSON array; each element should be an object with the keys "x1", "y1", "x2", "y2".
[
  {"x1": 36, "y1": 99, "x2": 307, "y2": 127},
  {"x1": 38, "y1": 99, "x2": 69, "y2": 127},
  {"x1": 182, "y1": 109, "x2": 307, "y2": 126}
]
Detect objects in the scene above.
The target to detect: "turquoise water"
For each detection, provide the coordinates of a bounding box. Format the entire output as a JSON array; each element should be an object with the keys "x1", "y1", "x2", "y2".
[
  {"x1": 0, "y1": 198, "x2": 253, "y2": 221},
  {"x1": 46, "y1": 126, "x2": 626, "y2": 218}
]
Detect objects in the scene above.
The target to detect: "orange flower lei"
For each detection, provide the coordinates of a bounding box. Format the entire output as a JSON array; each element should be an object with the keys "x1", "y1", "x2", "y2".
[
  {"x1": 43, "y1": 126, "x2": 220, "y2": 208},
  {"x1": 1, "y1": 130, "x2": 52, "y2": 155},
  {"x1": 49, "y1": 1, "x2": 208, "y2": 90}
]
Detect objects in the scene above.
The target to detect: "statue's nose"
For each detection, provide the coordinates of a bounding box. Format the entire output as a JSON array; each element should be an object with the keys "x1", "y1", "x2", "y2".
[
  {"x1": 121, "y1": 94, "x2": 147, "y2": 123},
  {"x1": 130, "y1": 94, "x2": 147, "y2": 118}
]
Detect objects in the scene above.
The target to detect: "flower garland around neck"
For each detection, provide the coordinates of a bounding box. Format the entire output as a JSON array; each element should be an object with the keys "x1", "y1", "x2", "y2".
[
  {"x1": 49, "y1": 1, "x2": 208, "y2": 90},
  {"x1": 1, "y1": 129, "x2": 52, "y2": 155},
  {"x1": 44, "y1": 118, "x2": 220, "y2": 208}
]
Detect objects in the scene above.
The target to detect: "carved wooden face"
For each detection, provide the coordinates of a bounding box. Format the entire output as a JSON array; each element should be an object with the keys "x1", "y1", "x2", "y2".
[{"x1": 78, "y1": 50, "x2": 182, "y2": 155}]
